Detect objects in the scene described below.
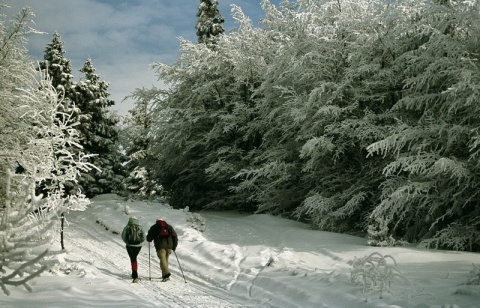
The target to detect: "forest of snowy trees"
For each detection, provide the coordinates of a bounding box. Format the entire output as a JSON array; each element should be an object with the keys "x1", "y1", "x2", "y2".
[
  {"x1": 131, "y1": 0, "x2": 480, "y2": 252},
  {"x1": 1, "y1": 1, "x2": 480, "y2": 294}
]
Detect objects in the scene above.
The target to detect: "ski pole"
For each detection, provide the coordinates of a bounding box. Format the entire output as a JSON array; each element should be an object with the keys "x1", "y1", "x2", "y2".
[
  {"x1": 148, "y1": 242, "x2": 151, "y2": 281},
  {"x1": 174, "y1": 250, "x2": 186, "y2": 283}
]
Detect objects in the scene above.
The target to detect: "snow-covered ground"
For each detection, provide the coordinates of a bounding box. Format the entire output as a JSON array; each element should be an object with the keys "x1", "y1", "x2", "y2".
[{"x1": 1, "y1": 194, "x2": 479, "y2": 307}]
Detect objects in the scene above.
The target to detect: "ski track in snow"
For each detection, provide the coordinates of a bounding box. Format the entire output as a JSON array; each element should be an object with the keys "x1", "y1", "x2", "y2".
[
  {"x1": 5, "y1": 196, "x2": 480, "y2": 308},
  {"x1": 65, "y1": 214, "x2": 245, "y2": 307}
]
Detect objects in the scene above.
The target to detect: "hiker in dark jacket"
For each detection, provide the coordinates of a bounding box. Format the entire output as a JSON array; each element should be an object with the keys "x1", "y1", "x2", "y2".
[
  {"x1": 146, "y1": 218, "x2": 178, "y2": 281},
  {"x1": 121, "y1": 216, "x2": 145, "y2": 282}
]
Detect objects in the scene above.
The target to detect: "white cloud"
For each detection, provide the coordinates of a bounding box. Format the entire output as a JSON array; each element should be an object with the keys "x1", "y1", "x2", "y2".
[{"x1": 3, "y1": 0, "x2": 280, "y2": 116}]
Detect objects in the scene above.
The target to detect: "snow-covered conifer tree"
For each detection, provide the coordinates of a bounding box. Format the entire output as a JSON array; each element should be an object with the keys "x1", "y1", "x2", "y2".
[
  {"x1": 71, "y1": 59, "x2": 126, "y2": 197},
  {"x1": 38, "y1": 32, "x2": 76, "y2": 114},
  {"x1": 38, "y1": 32, "x2": 83, "y2": 195},
  {"x1": 122, "y1": 87, "x2": 163, "y2": 198},
  {"x1": 195, "y1": 0, "x2": 225, "y2": 46}
]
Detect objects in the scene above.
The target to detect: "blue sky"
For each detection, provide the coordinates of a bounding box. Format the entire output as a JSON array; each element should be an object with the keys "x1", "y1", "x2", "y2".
[{"x1": 4, "y1": 0, "x2": 281, "y2": 116}]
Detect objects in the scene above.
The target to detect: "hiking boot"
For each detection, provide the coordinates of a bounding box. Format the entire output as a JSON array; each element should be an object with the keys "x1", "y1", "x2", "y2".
[{"x1": 161, "y1": 273, "x2": 171, "y2": 282}]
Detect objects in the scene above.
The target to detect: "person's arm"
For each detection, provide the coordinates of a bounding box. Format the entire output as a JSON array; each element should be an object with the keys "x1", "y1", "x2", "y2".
[
  {"x1": 146, "y1": 225, "x2": 154, "y2": 242},
  {"x1": 170, "y1": 226, "x2": 178, "y2": 251},
  {"x1": 140, "y1": 227, "x2": 146, "y2": 243},
  {"x1": 121, "y1": 226, "x2": 128, "y2": 244}
]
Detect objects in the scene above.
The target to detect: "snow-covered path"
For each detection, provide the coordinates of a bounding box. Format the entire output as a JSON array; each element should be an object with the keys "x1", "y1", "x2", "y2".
[
  {"x1": 63, "y1": 203, "x2": 246, "y2": 308},
  {"x1": 2, "y1": 194, "x2": 480, "y2": 308}
]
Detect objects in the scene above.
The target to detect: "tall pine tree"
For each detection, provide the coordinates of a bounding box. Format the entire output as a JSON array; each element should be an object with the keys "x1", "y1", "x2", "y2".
[
  {"x1": 72, "y1": 59, "x2": 126, "y2": 198},
  {"x1": 38, "y1": 32, "x2": 82, "y2": 195},
  {"x1": 38, "y1": 32, "x2": 77, "y2": 114},
  {"x1": 195, "y1": 0, "x2": 225, "y2": 45}
]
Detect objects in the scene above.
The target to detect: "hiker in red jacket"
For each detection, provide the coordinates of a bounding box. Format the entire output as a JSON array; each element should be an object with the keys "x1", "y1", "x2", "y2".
[{"x1": 146, "y1": 218, "x2": 178, "y2": 281}]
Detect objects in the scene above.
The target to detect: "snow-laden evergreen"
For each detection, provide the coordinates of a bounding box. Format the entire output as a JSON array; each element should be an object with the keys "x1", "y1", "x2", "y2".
[
  {"x1": 38, "y1": 32, "x2": 75, "y2": 99},
  {"x1": 142, "y1": 0, "x2": 480, "y2": 252},
  {"x1": 37, "y1": 32, "x2": 84, "y2": 195},
  {"x1": 72, "y1": 59, "x2": 126, "y2": 197},
  {"x1": 195, "y1": 0, "x2": 225, "y2": 45},
  {"x1": 39, "y1": 34, "x2": 126, "y2": 198}
]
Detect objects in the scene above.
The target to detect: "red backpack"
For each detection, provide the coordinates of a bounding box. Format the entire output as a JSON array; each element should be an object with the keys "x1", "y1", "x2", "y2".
[{"x1": 158, "y1": 220, "x2": 169, "y2": 238}]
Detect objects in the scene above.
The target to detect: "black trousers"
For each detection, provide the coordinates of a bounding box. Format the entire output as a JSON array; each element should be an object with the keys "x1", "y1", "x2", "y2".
[{"x1": 126, "y1": 245, "x2": 142, "y2": 262}]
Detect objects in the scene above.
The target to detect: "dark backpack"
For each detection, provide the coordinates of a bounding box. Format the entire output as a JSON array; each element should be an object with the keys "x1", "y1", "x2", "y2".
[
  {"x1": 158, "y1": 220, "x2": 169, "y2": 238},
  {"x1": 126, "y1": 224, "x2": 142, "y2": 245}
]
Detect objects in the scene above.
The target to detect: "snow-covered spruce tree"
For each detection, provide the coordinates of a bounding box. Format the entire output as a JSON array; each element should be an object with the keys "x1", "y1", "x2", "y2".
[
  {"x1": 195, "y1": 0, "x2": 225, "y2": 46},
  {"x1": 38, "y1": 32, "x2": 83, "y2": 195},
  {"x1": 122, "y1": 87, "x2": 164, "y2": 199},
  {"x1": 367, "y1": 0, "x2": 480, "y2": 251},
  {"x1": 71, "y1": 59, "x2": 126, "y2": 198},
  {"x1": 38, "y1": 32, "x2": 76, "y2": 114}
]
